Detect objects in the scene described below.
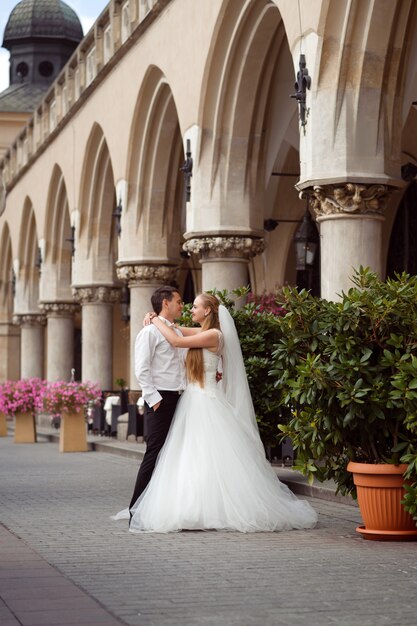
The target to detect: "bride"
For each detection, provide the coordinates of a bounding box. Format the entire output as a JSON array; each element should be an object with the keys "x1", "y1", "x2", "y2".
[{"x1": 117, "y1": 293, "x2": 317, "y2": 533}]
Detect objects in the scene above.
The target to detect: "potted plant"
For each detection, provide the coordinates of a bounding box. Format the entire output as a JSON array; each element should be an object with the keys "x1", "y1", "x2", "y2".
[
  {"x1": 270, "y1": 267, "x2": 417, "y2": 540},
  {"x1": 0, "y1": 381, "x2": 12, "y2": 437},
  {"x1": 115, "y1": 377, "x2": 128, "y2": 415},
  {"x1": 0, "y1": 410, "x2": 6, "y2": 437},
  {"x1": 41, "y1": 380, "x2": 101, "y2": 452},
  {"x1": 0, "y1": 378, "x2": 45, "y2": 443}
]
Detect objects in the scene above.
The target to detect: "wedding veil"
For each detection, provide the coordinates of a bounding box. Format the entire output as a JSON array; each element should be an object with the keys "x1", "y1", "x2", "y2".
[{"x1": 218, "y1": 305, "x2": 264, "y2": 448}]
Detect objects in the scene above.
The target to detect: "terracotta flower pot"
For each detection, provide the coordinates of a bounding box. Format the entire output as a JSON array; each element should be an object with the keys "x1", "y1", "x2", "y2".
[
  {"x1": 0, "y1": 412, "x2": 7, "y2": 437},
  {"x1": 347, "y1": 461, "x2": 417, "y2": 541},
  {"x1": 14, "y1": 412, "x2": 37, "y2": 443},
  {"x1": 59, "y1": 411, "x2": 88, "y2": 453}
]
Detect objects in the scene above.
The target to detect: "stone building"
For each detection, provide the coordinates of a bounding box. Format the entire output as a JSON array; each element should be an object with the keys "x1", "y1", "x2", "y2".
[
  {"x1": 0, "y1": 0, "x2": 83, "y2": 157},
  {"x1": 0, "y1": 0, "x2": 416, "y2": 389}
]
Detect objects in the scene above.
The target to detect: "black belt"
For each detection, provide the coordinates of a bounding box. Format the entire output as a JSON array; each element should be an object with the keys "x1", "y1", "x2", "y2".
[{"x1": 158, "y1": 390, "x2": 183, "y2": 396}]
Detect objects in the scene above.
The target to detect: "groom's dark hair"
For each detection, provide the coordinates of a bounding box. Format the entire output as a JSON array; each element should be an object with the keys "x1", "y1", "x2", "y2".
[{"x1": 151, "y1": 286, "x2": 179, "y2": 315}]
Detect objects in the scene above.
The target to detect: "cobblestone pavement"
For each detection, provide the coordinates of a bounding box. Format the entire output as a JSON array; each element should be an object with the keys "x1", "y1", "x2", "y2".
[{"x1": 1, "y1": 435, "x2": 417, "y2": 626}]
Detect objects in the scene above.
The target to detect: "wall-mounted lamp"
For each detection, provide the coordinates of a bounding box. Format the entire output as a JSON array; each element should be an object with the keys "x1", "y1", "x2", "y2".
[
  {"x1": 35, "y1": 246, "x2": 42, "y2": 270},
  {"x1": 180, "y1": 139, "x2": 193, "y2": 202},
  {"x1": 293, "y1": 196, "x2": 319, "y2": 271},
  {"x1": 120, "y1": 285, "x2": 130, "y2": 322},
  {"x1": 264, "y1": 195, "x2": 319, "y2": 272},
  {"x1": 65, "y1": 225, "x2": 76, "y2": 256},
  {"x1": 290, "y1": 54, "x2": 311, "y2": 134},
  {"x1": 10, "y1": 269, "x2": 16, "y2": 297},
  {"x1": 113, "y1": 197, "x2": 123, "y2": 237}
]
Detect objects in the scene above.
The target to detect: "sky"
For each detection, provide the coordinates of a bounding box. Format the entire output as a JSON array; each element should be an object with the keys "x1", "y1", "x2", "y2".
[{"x1": 0, "y1": 0, "x2": 110, "y2": 92}]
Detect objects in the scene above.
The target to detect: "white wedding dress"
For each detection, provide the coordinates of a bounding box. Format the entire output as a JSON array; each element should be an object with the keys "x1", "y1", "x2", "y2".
[{"x1": 115, "y1": 315, "x2": 317, "y2": 534}]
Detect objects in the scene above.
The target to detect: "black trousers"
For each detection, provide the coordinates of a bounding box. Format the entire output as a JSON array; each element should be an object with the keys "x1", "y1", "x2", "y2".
[{"x1": 129, "y1": 391, "x2": 180, "y2": 512}]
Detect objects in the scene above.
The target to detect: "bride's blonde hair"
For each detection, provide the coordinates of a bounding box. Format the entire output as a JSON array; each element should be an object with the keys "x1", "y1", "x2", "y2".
[{"x1": 186, "y1": 293, "x2": 220, "y2": 388}]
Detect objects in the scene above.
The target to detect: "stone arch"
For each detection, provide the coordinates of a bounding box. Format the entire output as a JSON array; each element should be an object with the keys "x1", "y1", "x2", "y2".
[
  {"x1": 42, "y1": 164, "x2": 73, "y2": 300},
  {"x1": 77, "y1": 123, "x2": 117, "y2": 283},
  {"x1": 197, "y1": 0, "x2": 294, "y2": 225},
  {"x1": 16, "y1": 198, "x2": 40, "y2": 312},
  {"x1": 126, "y1": 65, "x2": 184, "y2": 263},
  {"x1": 0, "y1": 222, "x2": 14, "y2": 322},
  {"x1": 311, "y1": 0, "x2": 417, "y2": 182},
  {"x1": 196, "y1": 0, "x2": 304, "y2": 293},
  {"x1": 0, "y1": 221, "x2": 19, "y2": 381}
]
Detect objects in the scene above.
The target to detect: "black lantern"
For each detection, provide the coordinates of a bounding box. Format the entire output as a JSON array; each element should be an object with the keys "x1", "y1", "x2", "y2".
[
  {"x1": 293, "y1": 207, "x2": 319, "y2": 271},
  {"x1": 113, "y1": 197, "x2": 123, "y2": 237},
  {"x1": 35, "y1": 246, "x2": 42, "y2": 270},
  {"x1": 180, "y1": 139, "x2": 193, "y2": 202},
  {"x1": 10, "y1": 268, "x2": 16, "y2": 297},
  {"x1": 290, "y1": 54, "x2": 311, "y2": 133},
  {"x1": 65, "y1": 225, "x2": 76, "y2": 256}
]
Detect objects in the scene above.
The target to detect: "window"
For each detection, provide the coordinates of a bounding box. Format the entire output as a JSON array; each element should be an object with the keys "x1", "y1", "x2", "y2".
[
  {"x1": 86, "y1": 48, "x2": 96, "y2": 86},
  {"x1": 104, "y1": 25, "x2": 112, "y2": 64},
  {"x1": 16, "y1": 61, "x2": 29, "y2": 80},
  {"x1": 121, "y1": 3, "x2": 131, "y2": 43},
  {"x1": 16, "y1": 143, "x2": 23, "y2": 167},
  {"x1": 34, "y1": 113, "x2": 41, "y2": 147},
  {"x1": 49, "y1": 100, "x2": 57, "y2": 130},
  {"x1": 74, "y1": 68, "x2": 81, "y2": 99},
  {"x1": 23, "y1": 137, "x2": 29, "y2": 164},
  {"x1": 139, "y1": 0, "x2": 154, "y2": 20},
  {"x1": 39, "y1": 60, "x2": 54, "y2": 78},
  {"x1": 62, "y1": 85, "x2": 69, "y2": 116}
]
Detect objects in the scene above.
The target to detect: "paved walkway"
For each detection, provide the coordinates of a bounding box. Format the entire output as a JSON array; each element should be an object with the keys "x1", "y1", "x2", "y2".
[{"x1": 1, "y1": 431, "x2": 416, "y2": 626}]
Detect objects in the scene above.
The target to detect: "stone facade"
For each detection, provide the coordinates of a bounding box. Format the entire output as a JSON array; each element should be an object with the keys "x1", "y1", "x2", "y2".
[{"x1": 0, "y1": 0, "x2": 416, "y2": 384}]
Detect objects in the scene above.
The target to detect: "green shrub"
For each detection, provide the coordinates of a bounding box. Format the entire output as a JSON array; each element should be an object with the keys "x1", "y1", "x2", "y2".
[{"x1": 269, "y1": 267, "x2": 417, "y2": 521}]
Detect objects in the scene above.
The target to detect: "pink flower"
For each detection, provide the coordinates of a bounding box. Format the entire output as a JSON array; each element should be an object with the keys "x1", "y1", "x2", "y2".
[
  {"x1": 0, "y1": 378, "x2": 46, "y2": 416},
  {"x1": 247, "y1": 292, "x2": 286, "y2": 317},
  {"x1": 41, "y1": 381, "x2": 101, "y2": 418}
]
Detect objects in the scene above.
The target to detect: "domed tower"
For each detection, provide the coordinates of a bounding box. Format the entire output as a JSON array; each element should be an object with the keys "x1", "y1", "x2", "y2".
[{"x1": 0, "y1": 0, "x2": 83, "y2": 112}]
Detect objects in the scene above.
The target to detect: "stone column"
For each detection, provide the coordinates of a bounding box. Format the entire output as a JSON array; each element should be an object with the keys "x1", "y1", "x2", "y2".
[
  {"x1": 183, "y1": 236, "x2": 265, "y2": 293},
  {"x1": 13, "y1": 314, "x2": 46, "y2": 379},
  {"x1": 116, "y1": 264, "x2": 178, "y2": 390},
  {"x1": 0, "y1": 323, "x2": 20, "y2": 381},
  {"x1": 72, "y1": 286, "x2": 120, "y2": 389},
  {"x1": 311, "y1": 183, "x2": 393, "y2": 301},
  {"x1": 40, "y1": 303, "x2": 79, "y2": 382}
]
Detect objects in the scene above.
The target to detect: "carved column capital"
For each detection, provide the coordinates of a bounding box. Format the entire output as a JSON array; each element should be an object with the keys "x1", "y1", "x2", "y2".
[
  {"x1": 116, "y1": 263, "x2": 178, "y2": 286},
  {"x1": 183, "y1": 236, "x2": 265, "y2": 260},
  {"x1": 72, "y1": 285, "x2": 121, "y2": 304},
  {"x1": 40, "y1": 301, "x2": 80, "y2": 317},
  {"x1": 311, "y1": 183, "x2": 392, "y2": 218},
  {"x1": 13, "y1": 313, "x2": 46, "y2": 327}
]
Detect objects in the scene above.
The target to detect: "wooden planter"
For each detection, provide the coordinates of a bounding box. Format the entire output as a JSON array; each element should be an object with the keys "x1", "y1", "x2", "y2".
[
  {"x1": 0, "y1": 412, "x2": 8, "y2": 437},
  {"x1": 14, "y1": 412, "x2": 37, "y2": 443},
  {"x1": 348, "y1": 461, "x2": 417, "y2": 541},
  {"x1": 59, "y1": 411, "x2": 88, "y2": 452}
]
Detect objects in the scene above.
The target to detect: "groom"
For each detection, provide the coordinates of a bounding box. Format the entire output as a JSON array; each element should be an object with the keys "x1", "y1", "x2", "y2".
[{"x1": 128, "y1": 285, "x2": 185, "y2": 516}]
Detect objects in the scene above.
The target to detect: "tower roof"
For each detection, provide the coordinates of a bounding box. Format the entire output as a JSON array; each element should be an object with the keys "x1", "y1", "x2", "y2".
[{"x1": 2, "y1": 0, "x2": 83, "y2": 48}]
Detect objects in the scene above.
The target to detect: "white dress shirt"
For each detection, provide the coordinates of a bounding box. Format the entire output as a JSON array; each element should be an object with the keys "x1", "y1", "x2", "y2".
[{"x1": 134, "y1": 316, "x2": 186, "y2": 408}]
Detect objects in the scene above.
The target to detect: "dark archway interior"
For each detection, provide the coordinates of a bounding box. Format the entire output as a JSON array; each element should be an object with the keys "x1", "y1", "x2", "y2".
[{"x1": 387, "y1": 182, "x2": 417, "y2": 277}]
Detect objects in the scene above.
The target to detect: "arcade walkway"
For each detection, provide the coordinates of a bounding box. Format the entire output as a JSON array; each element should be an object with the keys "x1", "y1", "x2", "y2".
[{"x1": 0, "y1": 433, "x2": 415, "y2": 626}]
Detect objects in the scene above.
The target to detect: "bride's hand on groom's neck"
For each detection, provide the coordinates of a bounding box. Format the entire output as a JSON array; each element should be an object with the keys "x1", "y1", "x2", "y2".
[{"x1": 143, "y1": 312, "x2": 157, "y2": 327}]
